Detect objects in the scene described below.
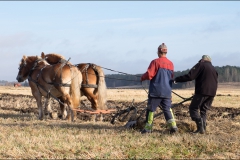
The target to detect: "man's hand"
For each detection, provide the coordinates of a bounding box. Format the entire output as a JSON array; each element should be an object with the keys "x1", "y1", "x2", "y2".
[{"x1": 170, "y1": 79, "x2": 177, "y2": 84}]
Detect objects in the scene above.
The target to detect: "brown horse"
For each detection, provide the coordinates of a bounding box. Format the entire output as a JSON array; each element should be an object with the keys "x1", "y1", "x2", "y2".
[
  {"x1": 41, "y1": 52, "x2": 107, "y2": 111},
  {"x1": 16, "y1": 55, "x2": 82, "y2": 121}
]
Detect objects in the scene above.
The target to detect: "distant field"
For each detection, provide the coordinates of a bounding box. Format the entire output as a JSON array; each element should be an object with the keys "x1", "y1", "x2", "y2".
[{"x1": 2, "y1": 82, "x2": 239, "y2": 108}]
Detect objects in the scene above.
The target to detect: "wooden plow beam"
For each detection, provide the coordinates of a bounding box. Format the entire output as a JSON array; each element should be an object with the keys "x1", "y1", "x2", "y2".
[{"x1": 72, "y1": 109, "x2": 116, "y2": 114}]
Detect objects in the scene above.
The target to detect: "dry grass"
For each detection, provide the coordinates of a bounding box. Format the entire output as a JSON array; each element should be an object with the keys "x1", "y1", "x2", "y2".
[
  {"x1": 0, "y1": 86, "x2": 32, "y2": 96},
  {"x1": 0, "y1": 83, "x2": 239, "y2": 159}
]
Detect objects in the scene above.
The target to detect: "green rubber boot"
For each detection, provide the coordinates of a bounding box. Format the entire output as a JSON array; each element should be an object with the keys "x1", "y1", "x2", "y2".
[
  {"x1": 167, "y1": 119, "x2": 178, "y2": 134},
  {"x1": 141, "y1": 111, "x2": 154, "y2": 134},
  {"x1": 167, "y1": 108, "x2": 178, "y2": 134}
]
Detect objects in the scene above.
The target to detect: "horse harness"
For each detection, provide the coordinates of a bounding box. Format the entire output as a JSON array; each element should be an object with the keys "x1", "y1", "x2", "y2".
[
  {"x1": 55, "y1": 60, "x2": 100, "y2": 89},
  {"x1": 27, "y1": 58, "x2": 67, "y2": 105},
  {"x1": 47, "y1": 58, "x2": 72, "y2": 87},
  {"x1": 27, "y1": 59, "x2": 99, "y2": 98},
  {"x1": 78, "y1": 63, "x2": 99, "y2": 89}
]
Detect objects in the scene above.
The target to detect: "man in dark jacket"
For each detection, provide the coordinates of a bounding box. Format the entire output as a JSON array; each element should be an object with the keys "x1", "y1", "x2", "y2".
[
  {"x1": 140, "y1": 43, "x2": 177, "y2": 134},
  {"x1": 174, "y1": 55, "x2": 218, "y2": 134}
]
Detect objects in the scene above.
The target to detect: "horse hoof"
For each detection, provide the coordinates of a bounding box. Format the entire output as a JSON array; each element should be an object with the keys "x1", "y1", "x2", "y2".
[{"x1": 51, "y1": 112, "x2": 58, "y2": 120}]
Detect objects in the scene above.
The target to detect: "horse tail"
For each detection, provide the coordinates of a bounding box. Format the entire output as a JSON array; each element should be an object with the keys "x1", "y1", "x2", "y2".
[
  {"x1": 70, "y1": 66, "x2": 82, "y2": 108},
  {"x1": 95, "y1": 65, "x2": 107, "y2": 110}
]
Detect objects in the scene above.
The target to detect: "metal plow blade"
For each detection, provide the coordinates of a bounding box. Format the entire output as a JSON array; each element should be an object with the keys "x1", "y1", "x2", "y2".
[{"x1": 124, "y1": 120, "x2": 137, "y2": 128}]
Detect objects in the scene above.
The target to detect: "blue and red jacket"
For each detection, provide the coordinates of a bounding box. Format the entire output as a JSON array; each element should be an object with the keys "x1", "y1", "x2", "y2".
[{"x1": 141, "y1": 57, "x2": 174, "y2": 98}]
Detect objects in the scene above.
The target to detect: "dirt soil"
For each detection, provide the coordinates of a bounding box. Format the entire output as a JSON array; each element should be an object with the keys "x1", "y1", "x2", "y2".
[{"x1": 0, "y1": 93, "x2": 239, "y2": 131}]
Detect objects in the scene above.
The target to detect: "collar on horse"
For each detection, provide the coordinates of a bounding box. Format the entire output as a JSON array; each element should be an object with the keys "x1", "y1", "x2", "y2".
[{"x1": 46, "y1": 58, "x2": 72, "y2": 87}]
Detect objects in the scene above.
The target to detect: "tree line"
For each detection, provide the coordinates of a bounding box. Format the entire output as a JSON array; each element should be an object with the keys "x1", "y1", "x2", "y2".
[
  {"x1": 105, "y1": 65, "x2": 240, "y2": 89},
  {"x1": 1, "y1": 65, "x2": 239, "y2": 88}
]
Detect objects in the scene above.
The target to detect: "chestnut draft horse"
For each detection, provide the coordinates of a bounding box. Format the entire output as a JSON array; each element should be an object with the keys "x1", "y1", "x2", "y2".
[
  {"x1": 41, "y1": 52, "x2": 107, "y2": 111},
  {"x1": 16, "y1": 55, "x2": 82, "y2": 121}
]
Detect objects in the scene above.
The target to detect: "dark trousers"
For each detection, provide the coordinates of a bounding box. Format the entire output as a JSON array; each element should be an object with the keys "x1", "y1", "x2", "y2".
[
  {"x1": 189, "y1": 94, "x2": 214, "y2": 122},
  {"x1": 147, "y1": 97, "x2": 173, "y2": 121}
]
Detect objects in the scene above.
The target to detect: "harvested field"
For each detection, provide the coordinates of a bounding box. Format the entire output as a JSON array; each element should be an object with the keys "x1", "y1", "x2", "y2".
[
  {"x1": 0, "y1": 93, "x2": 239, "y2": 125},
  {"x1": 0, "y1": 85, "x2": 239, "y2": 159}
]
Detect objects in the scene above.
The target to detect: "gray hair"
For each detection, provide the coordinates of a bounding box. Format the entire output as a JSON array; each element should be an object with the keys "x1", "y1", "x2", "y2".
[{"x1": 202, "y1": 55, "x2": 211, "y2": 62}]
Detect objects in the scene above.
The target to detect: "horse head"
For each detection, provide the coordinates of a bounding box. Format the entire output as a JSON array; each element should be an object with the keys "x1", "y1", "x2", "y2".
[{"x1": 16, "y1": 55, "x2": 47, "y2": 82}]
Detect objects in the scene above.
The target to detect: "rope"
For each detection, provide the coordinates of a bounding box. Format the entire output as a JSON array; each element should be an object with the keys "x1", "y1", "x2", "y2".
[
  {"x1": 71, "y1": 64, "x2": 149, "y2": 93},
  {"x1": 99, "y1": 66, "x2": 149, "y2": 94},
  {"x1": 101, "y1": 66, "x2": 142, "y2": 77},
  {"x1": 104, "y1": 76, "x2": 140, "y2": 82}
]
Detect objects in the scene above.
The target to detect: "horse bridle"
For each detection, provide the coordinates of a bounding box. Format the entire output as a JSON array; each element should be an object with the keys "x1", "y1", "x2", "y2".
[
  {"x1": 18, "y1": 57, "x2": 46, "y2": 77},
  {"x1": 18, "y1": 59, "x2": 27, "y2": 71}
]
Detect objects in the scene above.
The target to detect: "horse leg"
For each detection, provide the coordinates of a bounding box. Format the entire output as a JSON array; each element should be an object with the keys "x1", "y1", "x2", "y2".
[
  {"x1": 83, "y1": 90, "x2": 98, "y2": 110},
  {"x1": 89, "y1": 94, "x2": 105, "y2": 122},
  {"x1": 44, "y1": 97, "x2": 53, "y2": 119},
  {"x1": 81, "y1": 89, "x2": 99, "y2": 121},
  {"x1": 61, "y1": 94, "x2": 76, "y2": 122},
  {"x1": 58, "y1": 97, "x2": 68, "y2": 120},
  {"x1": 66, "y1": 103, "x2": 76, "y2": 122},
  {"x1": 89, "y1": 97, "x2": 98, "y2": 110},
  {"x1": 33, "y1": 94, "x2": 44, "y2": 120},
  {"x1": 69, "y1": 105, "x2": 75, "y2": 122}
]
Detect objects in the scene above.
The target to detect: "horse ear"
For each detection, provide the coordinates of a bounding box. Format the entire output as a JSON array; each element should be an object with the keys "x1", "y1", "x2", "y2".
[
  {"x1": 41, "y1": 52, "x2": 45, "y2": 58},
  {"x1": 23, "y1": 55, "x2": 27, "y2": 60}
]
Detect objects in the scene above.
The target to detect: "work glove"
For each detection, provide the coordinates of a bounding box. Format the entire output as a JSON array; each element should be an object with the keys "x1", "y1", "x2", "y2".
[{"x1": 170, "y1": 79, "x2": 177, "y2": 84}]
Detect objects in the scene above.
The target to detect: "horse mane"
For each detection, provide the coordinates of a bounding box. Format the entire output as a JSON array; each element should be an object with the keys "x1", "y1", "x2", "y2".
[
  {"x1": 41, "y1": 52, "x2": 66, "y2": 65},
  {"x1": 21, "y1": 55, "x2": 48, "y2": 67},
  {"x1": 27, "y1": 55, "x2": 42, "y2": 62},
  {"x1": 20, "y1": 55, "x2": 36, "y2": 64}
]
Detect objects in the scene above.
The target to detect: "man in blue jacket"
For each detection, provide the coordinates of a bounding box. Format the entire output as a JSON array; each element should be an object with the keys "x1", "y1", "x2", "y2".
[
  {"x1": 140, "y1": 43, "x2": 177, "y2": 134},
  {"x1": 174, "y1": 55, "x2": 218, "y2": 134}
]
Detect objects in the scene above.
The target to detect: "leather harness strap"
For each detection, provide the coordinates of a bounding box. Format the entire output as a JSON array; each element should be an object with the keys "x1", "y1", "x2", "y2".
[
  {"x1": 28, "y1": 76, "x2": 65, "y2": 105},
  {"x1": 27, "y1": 58, "x2": 71, "y2": 104},
  {"x1": 79, "y1": 63, "x2": 98, "y2": 88},
  {"x1": 47, "y1": 58, "x2": 72, "y2": 87}
]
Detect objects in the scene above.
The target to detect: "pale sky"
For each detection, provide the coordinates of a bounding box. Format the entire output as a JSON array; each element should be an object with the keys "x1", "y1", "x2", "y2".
[{"x1": 1, "y1": 1, "x2": 240, "y2": 81}]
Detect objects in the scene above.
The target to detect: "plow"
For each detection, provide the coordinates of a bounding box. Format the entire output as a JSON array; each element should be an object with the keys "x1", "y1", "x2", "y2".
[
  {"x1": 109, "y1": 91, "x2": 193, "y2": 129},
  {"x1": 66, "y1": 90, "x2": 193, "y2": 129}
]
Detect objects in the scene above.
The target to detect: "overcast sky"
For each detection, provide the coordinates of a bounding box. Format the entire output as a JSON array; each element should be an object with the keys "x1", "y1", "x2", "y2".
[{"x1": 1, "y1": 1, "x2": 240, "y2": 81}]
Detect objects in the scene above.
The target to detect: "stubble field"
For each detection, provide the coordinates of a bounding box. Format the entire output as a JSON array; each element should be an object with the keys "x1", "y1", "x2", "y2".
[{"x1": 0, "y1": 83, "x2": 239, "y2": 159}]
